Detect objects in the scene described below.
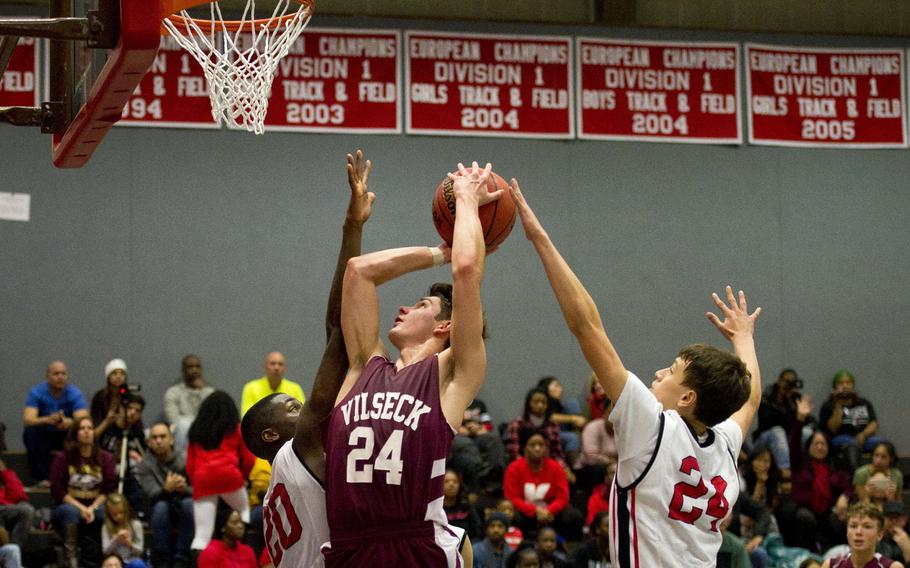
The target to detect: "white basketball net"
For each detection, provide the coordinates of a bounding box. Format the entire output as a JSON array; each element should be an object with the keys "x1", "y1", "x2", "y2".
[{"x1": 162, "y1": 1, "x2": 313, "y2": 134}]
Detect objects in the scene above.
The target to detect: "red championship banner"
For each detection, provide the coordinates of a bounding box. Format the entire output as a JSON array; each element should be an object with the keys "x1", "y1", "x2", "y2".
[
  {"x1": 577, "y1": 38, "x2": 740, "y2": 144},
  {"x1": 0, "y1": 37, "x2": 39, "y2": 107},
  {"x1": 265, "y1": 28, "x2": 400, "y2": 132},
  {"x1": 746, "y1": 44, "x2": 907, "y2": 148},
  {"x1": 405, "y1": 31, "x2": 573, "y2": 138},
  {"x1": 119, "y1": 35, "x2": 218, "y2": 128},
  {"x1": 120, "y1": 29, "x2": 400, "y2": 132}
]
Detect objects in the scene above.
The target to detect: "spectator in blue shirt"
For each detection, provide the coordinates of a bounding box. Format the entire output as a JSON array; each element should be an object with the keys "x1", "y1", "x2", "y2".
[
  {"x1": 474, "y1": 512, "x2": 515, "y2": 568},
  {"x1": 22, "y1": 361, "x2": 89, "y2": 482}
]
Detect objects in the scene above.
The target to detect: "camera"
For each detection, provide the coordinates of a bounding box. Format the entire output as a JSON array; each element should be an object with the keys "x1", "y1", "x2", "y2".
[{"x1": 118, "y1": 383, "x2": 142, "y2": 404}]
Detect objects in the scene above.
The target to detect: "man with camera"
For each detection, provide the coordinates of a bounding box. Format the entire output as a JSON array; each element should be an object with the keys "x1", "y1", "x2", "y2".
[{"x1": 752, "y1": 368, "x2": 815, "y2": 478}]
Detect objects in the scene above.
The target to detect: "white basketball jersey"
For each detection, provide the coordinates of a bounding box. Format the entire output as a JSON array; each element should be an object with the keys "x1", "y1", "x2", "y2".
[
  {"x1": 608, "y1": 373, "x2": 743, "y2": 568},
  {"x1": 263, "y1": 440, "x2": 330, "y2": 568}
]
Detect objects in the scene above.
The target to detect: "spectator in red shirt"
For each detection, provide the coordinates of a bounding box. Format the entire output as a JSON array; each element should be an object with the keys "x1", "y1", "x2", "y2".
[
  {"x1": 186, "y1": 391, "x2": 255, "y2": 553},
  {"x1": 197, "y1": 506, "x2": 257, "y2": 568},
  {"x1": 0, "y1": 458, "x2": 35, "y2": 547},
  {"x1": 504, "y1": 430, "x2": 583, "y2": 541},
  {"x1": 585, "y1": 460, "x2": 616, "y2": 527}
]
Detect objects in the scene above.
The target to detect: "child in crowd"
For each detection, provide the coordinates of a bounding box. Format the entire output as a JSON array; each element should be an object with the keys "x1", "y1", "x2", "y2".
[
  {"x1": 508, "y1": 544, "x2": 542, "y2": 568},
  {"x1": 496, "y1": 498, "x2": 524, "y2": 549},
  {"x1": 101, "y1": 493, "x2": 146, "y2": 568},
  {"x1": 572, "y1": 512, "x2": 611, "y2": 568},
  {"x1": 536, "y1": 526, "x2": 570, "y2": 568},
  {"x1": 822, "y1": 502, "x2": 905, "y2": 568},
  {"x1": 100, "y1": 554, "x2": 125, "y2": 568}
]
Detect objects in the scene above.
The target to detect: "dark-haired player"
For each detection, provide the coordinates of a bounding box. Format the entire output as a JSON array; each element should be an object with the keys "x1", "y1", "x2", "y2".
[
  {"x1": 320, "y1": 162, "x2": 501, "y2": 567},
  {"x1": 240, "y1": 150, "x2": 374, "y2": 567},
  {"x1": 509, "y1": 180, "x2": 762, "y2": 567}
]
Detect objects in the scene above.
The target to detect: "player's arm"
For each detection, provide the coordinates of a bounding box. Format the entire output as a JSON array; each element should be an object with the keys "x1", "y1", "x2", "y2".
[
  {"x1": 336, "y1": 245, "x2": 446, "y2": 403},
  {"x1": 293, "y1": 151, "x2": 374, "y2": 474},
  {"x1": 707, "y1": 286, "x2": 762, "y2": 440},
  {"x1": 439, "y1": 162, "x2": 502, "y2": 430},
  {"x1": 509, "y1": 180, "x2": 628, "y2": 403}
]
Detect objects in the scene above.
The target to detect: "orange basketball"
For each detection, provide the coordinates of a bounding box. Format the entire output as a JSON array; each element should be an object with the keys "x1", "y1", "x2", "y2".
[{"x1": 432, "y1": 168, "x2": 516, "y2": 248}]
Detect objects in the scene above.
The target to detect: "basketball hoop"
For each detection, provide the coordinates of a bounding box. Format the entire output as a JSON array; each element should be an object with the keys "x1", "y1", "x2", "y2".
[{"x1": 161, "y1": 0, "x2": 314, "y2": 134}]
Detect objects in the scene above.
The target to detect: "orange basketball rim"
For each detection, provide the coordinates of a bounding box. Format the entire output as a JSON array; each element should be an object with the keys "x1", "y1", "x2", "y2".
[{"x1": 160, "y1": 0, "x2": 315, "y2": 34}]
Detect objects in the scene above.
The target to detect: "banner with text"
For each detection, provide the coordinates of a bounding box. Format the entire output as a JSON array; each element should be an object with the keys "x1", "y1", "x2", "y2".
[
  {"x1": 576, "y1": 39, "x2": 741, "y2": 144},
  {"x1": 0, "y1": 37, "x2": 39, "y2": 107},
  {"x1": 265, "y1": 28, "x2": 400, "y2": 132},
  {"x1": 746, "y1": 44, "x2": 906, "y2": 148},
  {"x1": 119, "y1": 35, "x2": 218, "y2": 128},
  {"x1": 120, "y1": 29, "x2": 400, "y2": 133},
  {"x1": 406, "y1": 31, "x2": 573, "y2": 138}
]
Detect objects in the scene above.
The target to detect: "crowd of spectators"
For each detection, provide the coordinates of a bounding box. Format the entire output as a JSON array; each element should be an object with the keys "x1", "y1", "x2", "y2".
[{"x1": 5, "y1": 357, "x2": 905, "y2": 568}]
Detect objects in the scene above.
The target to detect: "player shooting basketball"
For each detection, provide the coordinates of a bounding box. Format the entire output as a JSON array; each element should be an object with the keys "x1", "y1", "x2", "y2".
[
  {"x1": 508, "y1": 179, "x2": 762, "y2": 568},
  {"x1": 319, "y1": 162, "x2": 501, "y2": 567},
  {"x1": 240, "y1": 150, "x2": 374, "y2": 567}
]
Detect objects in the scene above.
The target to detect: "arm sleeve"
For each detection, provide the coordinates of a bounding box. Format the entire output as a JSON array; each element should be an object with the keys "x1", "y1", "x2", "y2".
[
  {"x1": 100, "y1": 452, "x2": 118, "y2": 495},
  {"x1": 163, "y1": 386, "x2": 180, "y2": 424},
  {"x1": 49, "y1": 454, "x2": 68, "y2": 503},
  {"x1": 24, "y1": 386, "x2": 40, "y2": 411},
  {"x1": 101, "y1": 525, "x2": 115, "y2": 555},
  {"x1": 0, "y1": 470, "x2": 27, "y2": 503},
  {"x1": 545, "y1": 460, "x2": 569, "y2": 514},
  {"x1": 580, "y1": 420, "x2": 610, "y2": 466},
  {"x1": 131, "y1": 520, "x2": 144, "y2": 556},
  {"x1": 134, "y1": 460, "x2": 162, "y2": 503},
  {"x1": 714, "y1": 420, "x2": 745, "y2": 459},
  {"x1": 609, "y1": 372, "x2": 663, "y2": 487},
  {"x1": 197, "y1": 545, "x2": 218, "y2": 568},
  {"x1": 71, "y1": 387, "x2": 88, "y2": 412},
  {"x1": 866, "y1": 400, "x2": 877, "y2": 421},
  {"x1": 818, "y1": 400, "x2": 835, "y2": 434},
  {"x1": 503, "y1": 462, "x2": 536, "y2": 517}
]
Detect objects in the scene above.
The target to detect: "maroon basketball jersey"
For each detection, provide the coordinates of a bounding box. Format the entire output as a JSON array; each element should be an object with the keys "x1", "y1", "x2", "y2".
[{"x1": 324, "y1": 354, "x2": 454, "y2": 539}]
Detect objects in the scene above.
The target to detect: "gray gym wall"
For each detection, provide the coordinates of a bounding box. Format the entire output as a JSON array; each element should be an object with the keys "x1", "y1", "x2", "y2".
[{"x1": 2, "y1": 13, "x2": 909, "y2": 454}]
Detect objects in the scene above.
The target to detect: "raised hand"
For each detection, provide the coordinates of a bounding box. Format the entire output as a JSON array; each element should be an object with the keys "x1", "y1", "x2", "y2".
[
  {"x1": 508, "y1": 178, "x2": 547, "y2": 242},
  {"x1": 448, "y1": 161, "x2": 501, "y2": 206},
  {"x1": 346, "y1": 149, "x2": 375, "y2": 225},
  {"x1": 706, "y1": 286, "x2": 761, "y2": 342},
  {"x1": 796, "y1": 394, "x2": 813, "y2": 421}
]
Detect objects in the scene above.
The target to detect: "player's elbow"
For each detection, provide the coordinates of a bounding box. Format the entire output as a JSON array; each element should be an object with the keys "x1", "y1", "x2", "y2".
[{"x1": 451, "y1": 255, "x2": 481, "y2": 285}]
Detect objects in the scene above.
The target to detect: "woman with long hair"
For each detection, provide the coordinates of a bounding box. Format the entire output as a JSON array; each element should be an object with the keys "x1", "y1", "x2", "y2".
[
  {"x1": 91, "y1": 359, "x2": 132, "y2": 440},
  {"x1": 504, "y1": 388, "x2": 566, "y2": 466},
  {"x1": 50, "y1": 416, "x2": 117, "y2": 568},
  {"x1": 535, "y1": 376, "x2": 586, "y2": 464},
  {"x1": 777, "y1": 428, "x2": 852, "y2": 552},
  {"x1": 742, "y1": 447, "x2": 782, "y2": 510},
  {"x1": 186, "y1": 391, "x2": 255, "y2": 552},
  {"x1": 854, "y1": 441, "x2": 903, "y2": 502},
  {"x1": 442, "y1": 469, "x2": 482, "y2": 540}
]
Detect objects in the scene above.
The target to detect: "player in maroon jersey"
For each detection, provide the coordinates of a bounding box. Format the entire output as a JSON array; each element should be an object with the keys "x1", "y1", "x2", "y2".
[{"x1": 321, "y1": 162, "x2": 500, "y2": 567}]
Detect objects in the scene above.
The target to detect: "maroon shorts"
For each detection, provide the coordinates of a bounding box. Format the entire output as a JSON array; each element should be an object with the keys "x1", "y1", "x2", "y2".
[{"x1": 323, "y1": 521, "x2": 462, "y2": 568}]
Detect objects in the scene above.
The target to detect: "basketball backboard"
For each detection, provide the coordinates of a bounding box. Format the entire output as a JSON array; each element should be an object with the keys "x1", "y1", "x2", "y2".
[{"x1": 0, "y1": 0, "x2": 160, "y2": 167}]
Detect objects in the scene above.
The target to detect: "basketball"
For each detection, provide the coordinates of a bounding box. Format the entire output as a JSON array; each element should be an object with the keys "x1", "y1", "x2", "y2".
[{"x1": 432, "y1": 168, "x2": 517, "y2": 248}]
